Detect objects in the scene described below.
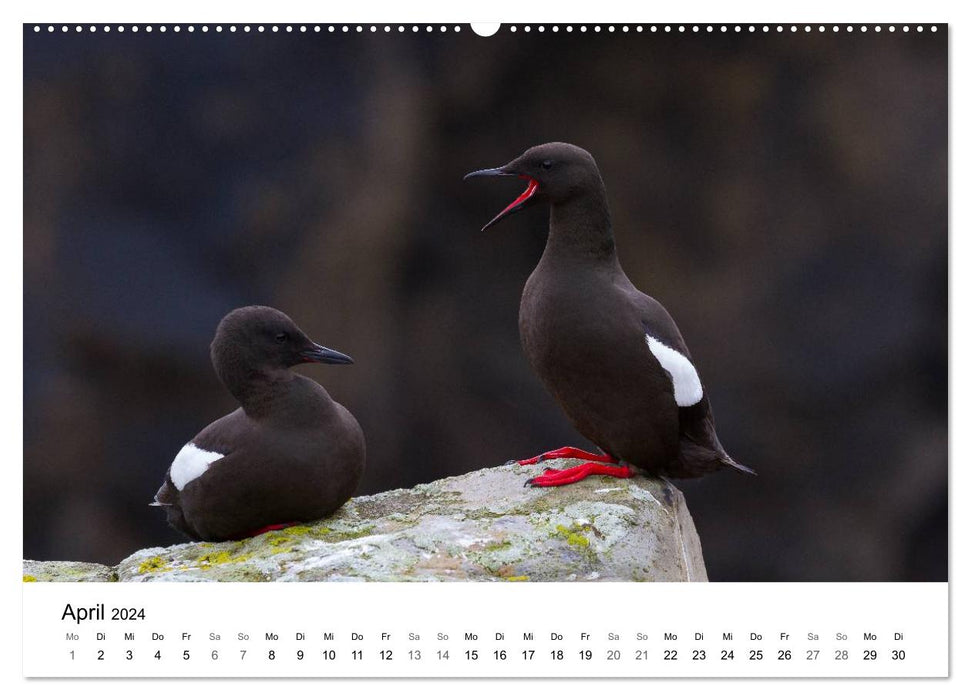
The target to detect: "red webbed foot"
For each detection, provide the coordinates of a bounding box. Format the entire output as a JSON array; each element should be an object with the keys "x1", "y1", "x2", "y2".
[
  {"x1": 247, "y1": 522, "x2": 300, "y2": 538},
  {"x1": 525, "y1": 463, "x2": 634, "y2": 488},
  {"x1": 517, "y1": 446, "x2": 616, "y2": 466}
]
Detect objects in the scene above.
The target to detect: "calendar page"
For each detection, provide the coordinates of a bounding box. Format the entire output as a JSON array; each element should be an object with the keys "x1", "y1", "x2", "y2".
[{"x1": 20, "y1": 8, "x2": 950, "y2": 684}]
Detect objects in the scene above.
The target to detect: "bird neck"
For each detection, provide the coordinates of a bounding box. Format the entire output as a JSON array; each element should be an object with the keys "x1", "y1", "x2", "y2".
[
  {"x1": 218, "y1": 363, "x2": 297, "y2": 418},
  {"x1": 546, "y1": 188, "x2": 618, "y2": 265}
]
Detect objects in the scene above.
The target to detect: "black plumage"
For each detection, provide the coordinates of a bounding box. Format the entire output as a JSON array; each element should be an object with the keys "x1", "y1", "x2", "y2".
[
  {"x1": 153, "y1": 306, "x2": 365, "y2": 540},
  {"x1": 466, "y1": 143, "x2": 751, "y2": 483}
]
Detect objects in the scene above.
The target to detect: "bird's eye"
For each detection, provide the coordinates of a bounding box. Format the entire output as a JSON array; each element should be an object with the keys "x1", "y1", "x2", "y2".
[
  {"x1": 541, "y1": 160, "x2": 553, "y2": 170},
  {"x1": 275, "y1": 333, "x2": 289, "y2": 343}
]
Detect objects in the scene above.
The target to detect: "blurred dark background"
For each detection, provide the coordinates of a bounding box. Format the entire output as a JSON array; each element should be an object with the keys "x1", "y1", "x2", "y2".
[{"x1": 23, "y1": 25, "x2": 947, "y2": 581}]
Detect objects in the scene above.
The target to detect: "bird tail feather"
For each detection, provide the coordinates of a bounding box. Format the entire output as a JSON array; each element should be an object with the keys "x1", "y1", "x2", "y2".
[{"x1": 724, "y1": 457, "x2": 757, "y2": 476}]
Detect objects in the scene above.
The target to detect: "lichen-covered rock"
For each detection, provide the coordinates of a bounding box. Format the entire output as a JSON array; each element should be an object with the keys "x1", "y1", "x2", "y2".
[
  {"x1": 23, "y1": 559, "x2": 117, "y2": 582},
  {"x1": 26, "y1": 461, "x2": 708, "y2": 582}
]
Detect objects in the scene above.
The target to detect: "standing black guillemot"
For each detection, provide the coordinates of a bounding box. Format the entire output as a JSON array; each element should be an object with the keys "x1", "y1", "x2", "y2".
[
  {"x1": 465, "y1": 142, "x2": 753, "y2": 486},
  {"x1": 151, "y1": 306, "x2": 365, "y2": 540}
]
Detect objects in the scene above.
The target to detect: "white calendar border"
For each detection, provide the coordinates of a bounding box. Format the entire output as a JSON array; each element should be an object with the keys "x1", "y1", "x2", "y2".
[{"x1": 5, "y1": 0, "x2": 964, "y2": 696}]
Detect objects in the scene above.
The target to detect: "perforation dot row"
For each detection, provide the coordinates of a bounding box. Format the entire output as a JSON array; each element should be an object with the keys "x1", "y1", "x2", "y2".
[
  {"x1": 33, "y1": 25, "x2": 465, "y2": 33},
  {"x1": 507, "y1": 25, "x2": 938, "y2": 33},
  {"x1": 31, "y1": 24, "x2": 941, "y2": 34}
]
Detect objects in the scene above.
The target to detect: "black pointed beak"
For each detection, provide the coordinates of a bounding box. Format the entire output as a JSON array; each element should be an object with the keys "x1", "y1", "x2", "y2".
[
  {"x1": 463, "y1": 166, "x2": 516, "y2": 180},
  {"x1": 300, "y1": 343, "x2": 354, "y2": 365},
  {"x1": 464, "y1": 164, "x2": 540, "y2": 232}
]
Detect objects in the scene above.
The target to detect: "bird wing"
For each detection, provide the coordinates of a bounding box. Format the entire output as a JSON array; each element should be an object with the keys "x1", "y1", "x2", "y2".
[
  {"x1": 624, "y1": 288, "x2": 705, "y2": 408},
  {"x1": 625, "y1": 285, "x2": 755, "y2": 476}
]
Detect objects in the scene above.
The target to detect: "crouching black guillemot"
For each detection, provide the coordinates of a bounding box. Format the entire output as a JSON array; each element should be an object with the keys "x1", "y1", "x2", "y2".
[
  {"x1": 151, "y1": 306, "x2": 365, "y2": 541},
  {"x1": 465, "y1": 142, "x2": 753, "y2": 486}
]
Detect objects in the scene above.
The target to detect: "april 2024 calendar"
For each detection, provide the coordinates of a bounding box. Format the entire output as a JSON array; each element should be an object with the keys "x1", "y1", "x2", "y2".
[
  {"x1": 22, "y1": 22, "x2": 948, "y2": 679},
  {"x1": 24, "y1": 584, "x2": 948, "y2": 677}
]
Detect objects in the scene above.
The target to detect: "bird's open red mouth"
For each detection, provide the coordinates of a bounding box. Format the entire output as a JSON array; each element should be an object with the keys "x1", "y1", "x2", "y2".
[{"x1": 481, "y1": 176, "x2": 539, "y2": 231}]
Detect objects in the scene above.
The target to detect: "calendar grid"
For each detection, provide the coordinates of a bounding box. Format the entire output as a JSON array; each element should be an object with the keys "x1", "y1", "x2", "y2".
[{"x1": 23, "y1": 582, "x2": 948, "y2": 678}]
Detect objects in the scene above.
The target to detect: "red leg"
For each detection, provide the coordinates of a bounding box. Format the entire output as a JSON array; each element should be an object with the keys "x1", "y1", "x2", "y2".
[
  {"x1": 247, "y1": 522, "x2": 300, "y2": 538},
  {"x1": 526, "y1": 462, "x2": 634, "y2": 488},
  {"x1": 518, "y1": 446, "x2": 616, "y2": 466}
]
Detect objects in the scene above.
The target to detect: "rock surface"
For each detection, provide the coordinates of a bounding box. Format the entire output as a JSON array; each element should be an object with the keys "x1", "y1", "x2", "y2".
[
  {"x1": 23, "y1": 461, "x2": 707, "y2": 582},
  {"x1": 23, "y1": 560, "x2": 116, "y2": 582}
]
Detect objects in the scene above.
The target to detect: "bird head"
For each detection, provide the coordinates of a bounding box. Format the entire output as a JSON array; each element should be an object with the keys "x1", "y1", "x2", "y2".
[
  {"x1": 211, "y1": 306, "x2": 353, "y2": 381},
  {"x1": 464, "y1": 142, "x2": 603, "y2": 231}
]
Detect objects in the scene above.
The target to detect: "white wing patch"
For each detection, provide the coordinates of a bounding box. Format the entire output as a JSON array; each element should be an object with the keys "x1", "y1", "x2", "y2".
[
  {"x1": 645, "y1": 334, "x2": 703, "y2": 407},
  {"x1": 169, "y1": 443, "x2": 224, "y2": 490}
]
